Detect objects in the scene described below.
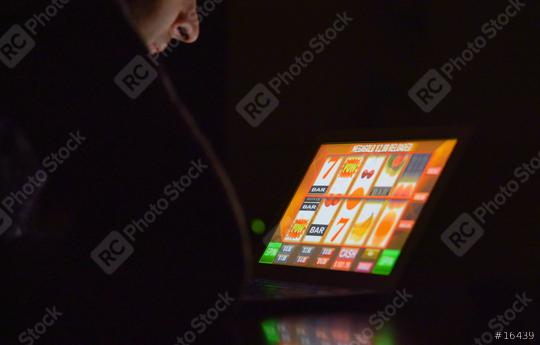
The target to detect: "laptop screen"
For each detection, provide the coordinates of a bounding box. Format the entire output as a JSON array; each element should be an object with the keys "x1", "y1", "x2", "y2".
[{"x1": 259, "y1": 139, "x2": 457, "y2": 276}]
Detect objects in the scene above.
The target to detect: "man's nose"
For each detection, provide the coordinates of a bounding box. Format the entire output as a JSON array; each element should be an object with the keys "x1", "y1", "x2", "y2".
[{"x1": 173, "y1": 5, "x2": 200, "y2": 43}]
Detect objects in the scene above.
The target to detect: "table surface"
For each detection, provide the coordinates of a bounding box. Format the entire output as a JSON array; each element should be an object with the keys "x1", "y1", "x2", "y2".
[{"x1": 232, "y1": 281, "x2": 538, "y2": 345}]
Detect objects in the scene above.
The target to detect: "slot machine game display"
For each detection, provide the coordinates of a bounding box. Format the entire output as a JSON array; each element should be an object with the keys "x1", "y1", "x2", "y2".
[{"x1": 260, "y1": 139, "x2": 457, "y2": 276}]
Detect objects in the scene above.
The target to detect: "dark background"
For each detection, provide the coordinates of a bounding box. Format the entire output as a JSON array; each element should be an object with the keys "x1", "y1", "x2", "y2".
[
  {"x1": 2, "y1": 0, "x2": 537, "y2": 343},
  {"x1": 169, "y1": 1, "x2": 539, "y2": 342},
  {"x1": 173, "y1": 0, "x2": 539, "y2": 280}
]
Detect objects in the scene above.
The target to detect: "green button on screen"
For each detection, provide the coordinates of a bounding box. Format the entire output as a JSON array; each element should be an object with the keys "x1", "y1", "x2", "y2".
[
  {"x1": 372, "y1": 249, "x2": 401, "y2": 275},
  {"x1": 259, "y1": 242, "x2": 282, "y2": 264}
]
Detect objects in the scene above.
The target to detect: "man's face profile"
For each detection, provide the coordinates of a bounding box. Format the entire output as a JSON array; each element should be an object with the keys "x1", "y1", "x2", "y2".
[{"x1": 126, "y1": 0, "x2": 200, "y2": 53}]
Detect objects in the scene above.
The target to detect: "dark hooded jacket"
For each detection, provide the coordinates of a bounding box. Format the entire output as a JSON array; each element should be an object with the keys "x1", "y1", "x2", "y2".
[{"x1": 0, "y1": 1, "x2": 248, "y2": 343}]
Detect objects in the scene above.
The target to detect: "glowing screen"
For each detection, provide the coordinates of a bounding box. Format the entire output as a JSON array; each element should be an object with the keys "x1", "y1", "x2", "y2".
[{"x1": 259, "y1": 139, "x2": 457, "y2": 275}]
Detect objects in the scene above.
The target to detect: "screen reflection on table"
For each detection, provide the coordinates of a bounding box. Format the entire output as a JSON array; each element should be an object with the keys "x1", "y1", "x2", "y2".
[{"x1": 260, "y1": 314, "x2": 396, "y2": 345}]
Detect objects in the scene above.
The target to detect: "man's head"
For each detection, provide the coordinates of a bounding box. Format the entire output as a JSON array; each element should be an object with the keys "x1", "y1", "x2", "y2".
[{"x1": 125, "y1": 0, "x2": 199, "y2": 53}]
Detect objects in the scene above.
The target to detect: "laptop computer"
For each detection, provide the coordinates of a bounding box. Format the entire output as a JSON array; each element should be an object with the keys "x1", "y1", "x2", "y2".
[{"x1": 243, "y1": 128, "x2": 468, "y2": 300}]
